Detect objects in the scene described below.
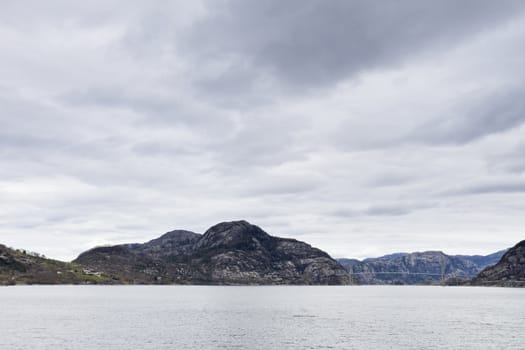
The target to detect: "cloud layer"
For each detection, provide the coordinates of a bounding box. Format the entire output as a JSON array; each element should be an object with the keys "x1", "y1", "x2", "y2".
[{"x1": 1, "y1": 1, "x2": 525, "y2": 260}]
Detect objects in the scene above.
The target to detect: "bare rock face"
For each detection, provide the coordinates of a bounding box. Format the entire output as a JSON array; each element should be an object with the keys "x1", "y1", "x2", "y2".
[
  {"x1": 471, "y1": 240, "x2": 525, "y2": 287},
  {"x1": 74, "y1": 220, "x2": 350, "y2": 285}
]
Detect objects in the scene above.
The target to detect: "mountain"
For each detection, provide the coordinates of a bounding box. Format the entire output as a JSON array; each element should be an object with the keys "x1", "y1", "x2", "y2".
[
  {"x1": 74, "y1": 220, "x2": 350, "y2": 285},
  {"x1": 471, "y1": 240, "x2": 525, "y2": 287},
  {"x1": 0, "y1": 244, "x2": 114, "y2": 285},
  {"x1": 338, "y1": 249, "x2": 507, "y2": 285},
  {"x1": 4, "y1": 221, "x2": 516, "y2": 286}
]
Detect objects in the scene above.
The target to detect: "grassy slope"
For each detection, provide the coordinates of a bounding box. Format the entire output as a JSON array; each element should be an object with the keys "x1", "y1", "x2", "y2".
[{"x1": 0, "y1": 244, "x2": 115, "y2": 285}]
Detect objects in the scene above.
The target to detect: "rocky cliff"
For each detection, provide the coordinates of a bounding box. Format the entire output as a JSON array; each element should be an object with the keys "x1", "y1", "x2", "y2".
[
  {"x1": 471, "y1": 240, "x2": 525, "y2": 287},
  {"x1": 74, "y1": 220, "x2": 350, "y2": 285},
  {"x1": 338, "y1": 249, "x2": 507, "y2": 285}
]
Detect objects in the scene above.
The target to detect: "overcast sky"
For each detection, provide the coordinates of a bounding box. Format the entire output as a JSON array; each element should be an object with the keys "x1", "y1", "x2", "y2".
[{"x1": 1, "y1": 0, "x2": 525, "y2": 261}]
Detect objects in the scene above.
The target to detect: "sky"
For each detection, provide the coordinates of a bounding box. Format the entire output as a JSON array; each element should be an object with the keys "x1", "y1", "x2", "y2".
[{"x1": 1, "y1": 0, "x2": 525, "y2": 261}]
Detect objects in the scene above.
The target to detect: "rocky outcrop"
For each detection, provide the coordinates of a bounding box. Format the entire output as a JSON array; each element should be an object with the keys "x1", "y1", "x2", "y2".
[
  {"x1": 74, "y1": 220, "x2": 350, "y2": 285},
  {"x1": 471, "y1": 240, "x2": 525, "y2": 287},
  {"x1": 338, "y1": 250, "x2": 507, "y2": 285}
]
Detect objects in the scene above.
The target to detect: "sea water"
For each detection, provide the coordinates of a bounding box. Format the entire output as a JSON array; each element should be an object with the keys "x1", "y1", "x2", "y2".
[{"x1": 0, "y1": 286, "x2": 523, "y2": 349}]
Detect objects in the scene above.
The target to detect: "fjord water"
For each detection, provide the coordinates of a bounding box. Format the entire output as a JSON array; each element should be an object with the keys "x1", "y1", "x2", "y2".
[{"x1": 1, "y1": 286, "x2": 523, "y2": 349}]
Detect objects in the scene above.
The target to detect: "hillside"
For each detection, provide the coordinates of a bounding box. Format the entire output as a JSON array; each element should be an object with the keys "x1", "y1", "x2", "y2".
[
  {"x1": 471, "y1": 240, "x2": 525, "y2": 287},
  {"x1": 0, "y1": 244, "x2": 114, "y2": 285}
]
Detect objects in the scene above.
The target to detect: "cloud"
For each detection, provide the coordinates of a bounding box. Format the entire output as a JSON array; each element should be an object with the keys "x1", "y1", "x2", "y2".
[
  {"x1": 486, "y1": 139, "x2": 525, "y2": 174},
  {"x1": 365, "y1": 205, "x2": 412, "y2": 217},
  {"x1": 443, "y1": 179, "x2": 525, "y2": 196},
  {"x1": 183, "y1": 0, "x2": 525, "y2": 92},
  {"x1": 410, "y1": 84, "x2": 525, "y2": 144},
  {"x1": 61, "y1": 86, "x2": 238, "y2": 137},
  {"x1": 366, "y1": 173, "x2": 415, "y2": 188},
  {"x1": 330, "y1": 201, "x2": 436, "y2": 218},
  {"x1": 1, "y1": 1, "x2": 525, "y2": 261}
]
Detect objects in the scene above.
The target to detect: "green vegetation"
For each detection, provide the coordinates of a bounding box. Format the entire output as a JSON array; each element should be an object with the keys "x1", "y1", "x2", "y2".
[{"x1": 0, "y1": 244, "x2": 114, "y2": 285}]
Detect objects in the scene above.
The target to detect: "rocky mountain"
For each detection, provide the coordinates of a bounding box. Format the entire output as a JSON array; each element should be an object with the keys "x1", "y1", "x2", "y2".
[
  {"x1": 338, "y1": 249, "x2": 507, "y2": 285},
  {"x1": 0, "y1": 244, "x2": 114, "y2": 285},
  {"x1": 471, "y1": 240, "x2": 525, "y2": 287},
  {"x1": 4, "y1": 220, "x2": 517, "y2": 287},
  {"x1": 74, "y1": 220, "x2": 350, "y2": 285}
]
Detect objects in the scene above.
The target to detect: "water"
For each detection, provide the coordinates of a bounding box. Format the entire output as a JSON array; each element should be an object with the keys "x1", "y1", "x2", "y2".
[{"x1": 0, "y1": 286, "x2": 523, "y2": 349}]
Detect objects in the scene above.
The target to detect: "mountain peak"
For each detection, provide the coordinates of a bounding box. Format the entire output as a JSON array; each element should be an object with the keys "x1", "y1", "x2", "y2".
[
  {"x1": 152, "y1": 230, "x2": 201, "y2": 243},
  {"x1": 206, "y1": 220, "x2": 253, "y2": 232},
  {"x1": 137, "y1": 229, "x2": 201, "y2": 257},
  {"x1": 194, "y1": 220, "x2": 271, "y2": 251}
]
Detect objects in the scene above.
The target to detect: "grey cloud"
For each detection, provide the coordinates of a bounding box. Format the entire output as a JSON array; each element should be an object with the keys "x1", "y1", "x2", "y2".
[
  {"x1": 2, "y1": 1, "x2": 525, "y2": 260},
  {"x1": 330, "y1": 202, "x2": 436, "y2": 218},
  {"x1": 365, "y1": 205, "x2": 412, "y2": 217},
  {"x1": 366, "y1": 173, "x2": 416, "y2": 188},
  {"x1": 329, "y1": 209, "x2": 360, "y2": 218},
  {"x1": 239, "y1": 175, "x2": 321, "y2": 197},
  {"x1": 208, "y1": 115, "x2": 312, "y2": 168},
  {"x1": 0, "y1": 132, "x2": 61, "y2": 153},
  {"x1": 442, "y1": 180, "x2": 525, "y2": 196},
  {"x1": 61, "y1": 87, "x2": 238, "y2": 138},
  {"x1": 191, "y1": 62, "x2": 278, "y2": 107},
  {"x1": 411, "y1": 85, "x2": 525, "y2": 145},
  {"x1": 62, "y1": 88, "x2": 310, "y2": 170},
  {"x1": 131, "y1": 141, "x2": 200, "y2": 157},
  {"x1": 63, "y1": 88, "x2": 184, "y2": 121},
  {"x1": 487, "y1": 141, "x2": 525, "y2": 174},
  {"x1": 183, "y1": 0, "x2": 525, "y2": 91},
  {"x1": 0, "y1": 94, "x2": 86, "y2": 162}
]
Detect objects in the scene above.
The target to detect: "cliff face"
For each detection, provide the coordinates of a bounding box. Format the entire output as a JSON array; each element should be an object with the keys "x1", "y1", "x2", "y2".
[
  {"x1": 472, "y1": 240, "x2": 525, "y2": 287},
  {"x1": 338, "y1": 250, "x2": 507, "y2": 285},
  {"x1": 0, "y1": 244, "x2": 113, "y2": 285},
  {"x1": 74, "y1": 221, "x2": 350, "y2": 285}
]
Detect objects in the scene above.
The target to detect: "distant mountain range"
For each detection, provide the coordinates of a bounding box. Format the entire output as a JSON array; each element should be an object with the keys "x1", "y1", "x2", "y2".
[
  {"x1": 337, "y1": 249, "x2": 508, "y2": 285},
  {"x1": 1, "y1": 221, "x2": 523, "y2": 286}
]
